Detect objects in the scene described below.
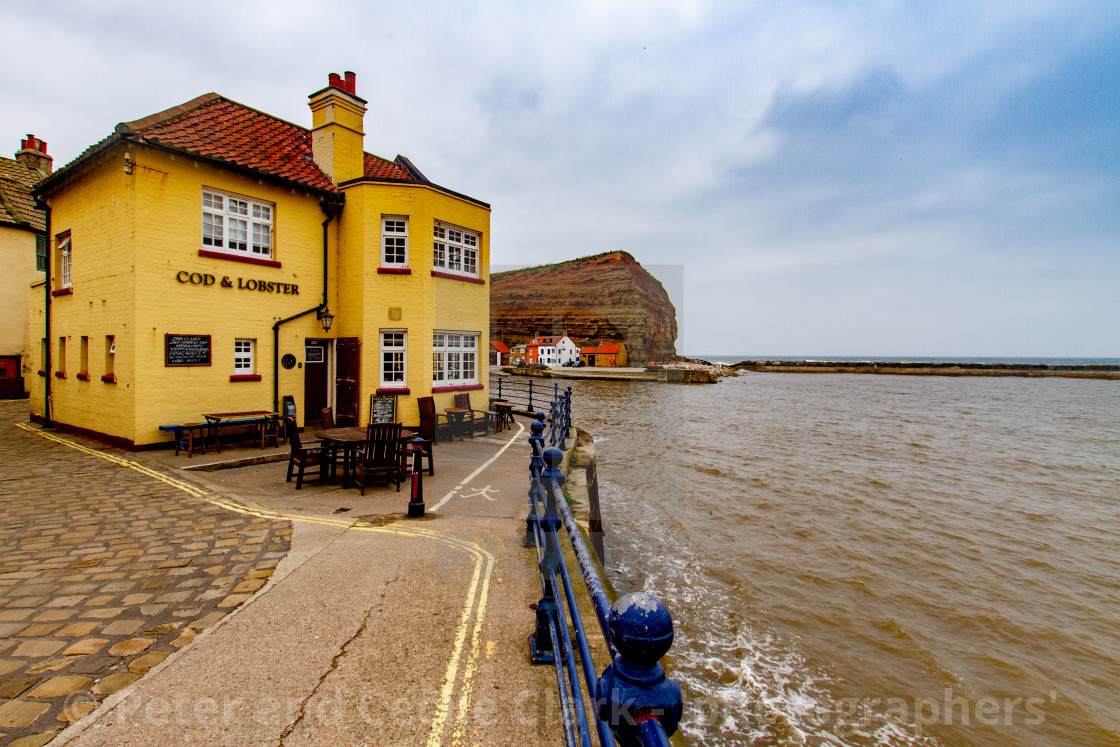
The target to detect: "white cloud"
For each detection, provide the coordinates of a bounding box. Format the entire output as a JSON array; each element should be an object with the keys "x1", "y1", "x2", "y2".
[{"x1": 2, "y1": 0, "x2": 1117, "y2": 356}]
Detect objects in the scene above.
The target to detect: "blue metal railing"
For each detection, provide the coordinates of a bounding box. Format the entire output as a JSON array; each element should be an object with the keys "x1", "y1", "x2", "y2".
[
  {"x1": 493, "y1": 375, "x2": 567, "y2": 417},
  {"x1": 526, "y1": 406, "x2": 683, "y2": 747}
]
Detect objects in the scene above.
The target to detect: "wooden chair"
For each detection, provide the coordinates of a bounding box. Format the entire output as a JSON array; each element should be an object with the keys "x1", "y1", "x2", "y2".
[
  {"x1": 354, "y1": 422, "x2": 404, "y2": 496},
  {"x1": 318, "y1": 407, "x2": 347, "y2": 477},
  {"x1": 417, "y1": 396, "x2": 444, "y2": 445},
  {"x1": 454, "y1": 393, "x2": 491, "y2": 438},
  {"x1": 284, "y1": 417, "x2": 326, "y2": 490}
]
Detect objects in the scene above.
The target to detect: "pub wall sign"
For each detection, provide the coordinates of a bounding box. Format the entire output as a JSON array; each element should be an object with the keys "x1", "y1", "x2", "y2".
[{"x1": 175, "y1": 271, "x2": 299, "y2": 295}]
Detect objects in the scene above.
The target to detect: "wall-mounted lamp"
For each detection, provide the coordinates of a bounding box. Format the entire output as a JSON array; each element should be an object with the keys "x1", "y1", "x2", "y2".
[{"x1": 318, "y1": 308, "x2": 335, "y2": 333}]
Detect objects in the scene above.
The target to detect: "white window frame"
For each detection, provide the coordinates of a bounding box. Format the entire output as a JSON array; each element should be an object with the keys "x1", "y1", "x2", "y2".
[
  {"x1": 234, "y1": 339, "x2": 255, "y2": 374},
  {"x1": 433, "y1": 222, "x2": 479, "y2": 277},
  {"x1": 58, "y1": 236, "x2": 71, "y2": 288},
  {"x1": 380, "y1": 331, "x2": 407, "y2": 386},
  {"x1": 202, "y1": 189, "x2": 274, "y2": 259},
  {"x1": 382, "y1": 217, "x2": 409, "y2": 268},
  {"x1": 432, "y1": 331, "x2": 479, "y2": 386}
]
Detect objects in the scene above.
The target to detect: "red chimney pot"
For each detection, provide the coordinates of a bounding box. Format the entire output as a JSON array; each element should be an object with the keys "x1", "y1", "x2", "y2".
[
  {"x1": 344, "y1": 71, "x2": 356, "y2": 94},
  {"x1": 328, "y1": 72, "x2": 342, "y2": 89}
]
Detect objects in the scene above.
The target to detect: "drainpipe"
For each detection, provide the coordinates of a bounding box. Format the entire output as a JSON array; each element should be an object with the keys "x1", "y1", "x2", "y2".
[
  {"x1": 35, "y1": 198, "x2": 52, "y2": 428},
  {"x1": 271, "y1": 196, "x2": 344, "y2": 414}
]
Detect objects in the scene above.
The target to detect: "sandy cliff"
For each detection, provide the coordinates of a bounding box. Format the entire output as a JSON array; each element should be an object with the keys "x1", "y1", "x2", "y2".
[{"x1": 490, "y1": 251, "x2": 678, "y2": 360}]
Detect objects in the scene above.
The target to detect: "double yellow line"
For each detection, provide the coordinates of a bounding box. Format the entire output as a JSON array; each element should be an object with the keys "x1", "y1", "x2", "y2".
[{"x1": 14, "y1": 421, "x2": 495, "y2": 745}]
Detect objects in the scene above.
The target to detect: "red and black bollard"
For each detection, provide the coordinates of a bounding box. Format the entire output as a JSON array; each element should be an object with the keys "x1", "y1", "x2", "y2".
[{"x1": 408, "y1": 437, "x2": 425, "y2": 517}]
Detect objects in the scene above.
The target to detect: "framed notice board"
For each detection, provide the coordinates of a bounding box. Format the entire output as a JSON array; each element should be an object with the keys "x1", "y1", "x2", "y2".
[
  {"x1": 369, "y1": 394, "x2": 397, "y2": 424},
  {"x1": 165, "y1": 334, "x2": 212, "y2": 367}
]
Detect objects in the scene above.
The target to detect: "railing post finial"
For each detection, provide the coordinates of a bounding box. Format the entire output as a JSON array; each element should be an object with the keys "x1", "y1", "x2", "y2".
[{"x1": 596, "y1": 592, "x2": 683, "y2": 746}]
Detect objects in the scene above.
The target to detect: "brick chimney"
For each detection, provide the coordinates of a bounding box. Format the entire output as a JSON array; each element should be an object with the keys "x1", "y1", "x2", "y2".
[
  {"x1": 308, "y1": 71, "x2": 366, "y2": 184},
  {"x1": 15, "y1": 134, "x2": 52, "y2": 176}
]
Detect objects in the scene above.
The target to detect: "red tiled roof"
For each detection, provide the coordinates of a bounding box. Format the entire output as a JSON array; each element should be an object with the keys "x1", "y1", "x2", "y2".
[
  {"x1": 581, "y1": 346, "x2": 598, "y2": 355},
  {"x1": 596, "y1": 343, "x2": 622, "y2": 354},
  {"x1": 490, "y1": 341, "x2": 510, "y2": 353},
  {"x1": 124, "y1": 95, "x2": 338, "y2": 191},
  {"x1": 44, "y1": 93, "x2": 417, "y2": 195},
  {"x1": 363, "y1": 152, "x2": 412, "y2": 181}
]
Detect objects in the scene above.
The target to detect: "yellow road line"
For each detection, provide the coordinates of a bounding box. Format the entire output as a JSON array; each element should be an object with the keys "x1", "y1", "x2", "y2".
[{"x1": 14, "y1": 421, "x2": 498, "y2": 745}]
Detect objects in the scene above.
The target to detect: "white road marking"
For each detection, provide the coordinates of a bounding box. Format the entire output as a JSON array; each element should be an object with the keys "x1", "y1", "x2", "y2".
[{"x1": 429, "y1": 419, "x2": 524, "y2": 512}]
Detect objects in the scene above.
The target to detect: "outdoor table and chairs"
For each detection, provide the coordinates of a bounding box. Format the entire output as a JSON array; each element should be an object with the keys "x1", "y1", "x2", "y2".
[
  {"x1": 313, "y1": 426, "x2": 367, "y2": 487},
  {"x1": 314, "y1": 424, "x2": 414, "y2": 490},
  {"x1": 443, "y1": 407, "x2": 471, "y2": 441},
  {"x1": 491, "y1": 400, "x2": 514, "y2": 433}
]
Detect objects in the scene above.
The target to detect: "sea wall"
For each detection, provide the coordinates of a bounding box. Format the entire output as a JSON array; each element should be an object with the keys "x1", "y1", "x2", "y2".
[
  {"x1": 503, "y1": 365, "x2": 717, "y2": 384},
  {"x1": 732, "y1": 360, "x2": 1120, "y2": 380}
]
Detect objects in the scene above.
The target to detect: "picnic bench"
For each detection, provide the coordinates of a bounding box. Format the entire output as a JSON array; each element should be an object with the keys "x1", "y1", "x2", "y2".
[
  {"x1": 160, "y1": 411, "x2": 281, "y2": 456},
  {"x1": 159, "y1": 422, "x2": 211, "y2": 457}
]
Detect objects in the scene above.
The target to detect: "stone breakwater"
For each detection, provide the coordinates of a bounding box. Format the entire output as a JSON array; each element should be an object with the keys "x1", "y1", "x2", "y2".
[{"x1": 730, "y1": 360, "x2": 1120, "y2": 379}]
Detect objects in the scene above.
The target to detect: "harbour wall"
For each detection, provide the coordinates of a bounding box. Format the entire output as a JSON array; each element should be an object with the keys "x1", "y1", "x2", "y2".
[
  {"x1": 502, "y1": 365, "x2": 717, "y2": 384},
  {"x1": 731, "y1": 360, "x2": 1120, "y2": 379}
]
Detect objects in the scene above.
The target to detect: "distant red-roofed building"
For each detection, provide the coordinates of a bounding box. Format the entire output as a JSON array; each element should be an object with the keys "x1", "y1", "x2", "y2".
[
  {"x1": 582, "y1": 342, "x2": 628, "y2": 367},
  {"x1": 525, "y1": 334, "x2": 579, "y2": 367},
  {"x1": 489, "y1": 340, "x2": 509, "y2": 365},
  {"x1": 28, "y1": 73, "x2": 491, "y2": 448}
]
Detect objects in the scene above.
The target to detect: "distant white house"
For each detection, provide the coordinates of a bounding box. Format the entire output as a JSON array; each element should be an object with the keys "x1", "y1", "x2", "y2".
[{"x1": 526, "y1": 335, "x2": 580, "y2": 367}]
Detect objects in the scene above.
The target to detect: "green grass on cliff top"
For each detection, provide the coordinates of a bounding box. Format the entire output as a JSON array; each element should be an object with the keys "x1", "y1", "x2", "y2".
[{"x1": 490, "y1": 250, "x2": 638, "y2": 281}]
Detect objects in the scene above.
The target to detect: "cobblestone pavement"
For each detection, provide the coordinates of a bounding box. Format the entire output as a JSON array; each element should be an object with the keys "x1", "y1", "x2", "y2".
[{"x1": 0, "y1": 402, "x2": 291, "y2": 746}]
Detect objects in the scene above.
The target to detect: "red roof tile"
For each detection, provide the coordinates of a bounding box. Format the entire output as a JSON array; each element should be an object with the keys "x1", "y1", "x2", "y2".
[
  {"x1": 596, "y1": 343, "x2": 622, "y2": 354},
  {"x1": 581, "y1": 346, "x2": 598, "y2": 355},
  {"x1": 490, "y1": 341, "x2": 510, "y2": 353}
]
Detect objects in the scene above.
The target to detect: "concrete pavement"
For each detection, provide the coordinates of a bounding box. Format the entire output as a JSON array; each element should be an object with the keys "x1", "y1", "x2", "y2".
[{"x1": 0, "y1": 402, "x2": 571, "y2": 746}]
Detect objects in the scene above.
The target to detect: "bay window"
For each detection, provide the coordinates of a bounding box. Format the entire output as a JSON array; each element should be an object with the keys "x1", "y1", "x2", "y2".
[
  {"x1": 432, "y1": 332, "x2": 478, "y2": 386},
  {"x1": 433, "y1": 222, "x2": 479, "y2": 277}
]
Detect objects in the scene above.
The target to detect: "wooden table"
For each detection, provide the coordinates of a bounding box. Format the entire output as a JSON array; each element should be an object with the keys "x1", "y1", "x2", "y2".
[
  {"x1": 491, "y1": 401, "x2": 514, "y2": 433},
  {"x1": 314, "y1": 427, "x2": 367, "y2": 487},
  {"x1": 443, "y1": 408, "x2": 470, "y2": 441},
  {"x1": 202, "y1": 411, "x2": 280, "y2": 452}
]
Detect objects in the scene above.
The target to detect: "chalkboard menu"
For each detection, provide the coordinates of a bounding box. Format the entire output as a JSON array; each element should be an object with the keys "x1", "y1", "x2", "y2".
[
  {"x1": 369, "y1": 394, "x2": 397, "y2": 424},
  {"x1": 165, "y1": 334, "x2": 211, "y2": 367}
]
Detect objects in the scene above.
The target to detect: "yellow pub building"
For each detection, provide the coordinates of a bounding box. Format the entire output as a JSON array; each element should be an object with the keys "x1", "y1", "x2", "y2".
[{"x1": 29, "y1": 72, "x2": 490, "y2": 449}]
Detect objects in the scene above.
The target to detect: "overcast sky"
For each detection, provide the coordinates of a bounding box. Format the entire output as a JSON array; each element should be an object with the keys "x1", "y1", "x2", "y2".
[{"x1": 4, "y1": 1, "x2": 1117, "y2": 357}]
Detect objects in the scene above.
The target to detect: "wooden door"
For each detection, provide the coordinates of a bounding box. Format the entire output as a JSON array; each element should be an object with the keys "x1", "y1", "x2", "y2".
[
  {"x1": 336, "y1": 338, "x2": 360, "y2": 426},
  {"x1": 303, "y1": 340, "x2": 329, "y2": 426}
]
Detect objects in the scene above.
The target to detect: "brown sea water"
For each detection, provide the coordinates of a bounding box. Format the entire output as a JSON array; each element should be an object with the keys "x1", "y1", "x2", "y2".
[{"x1": 558, "y1": 373, "x2": 1120, "y2": 746}]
